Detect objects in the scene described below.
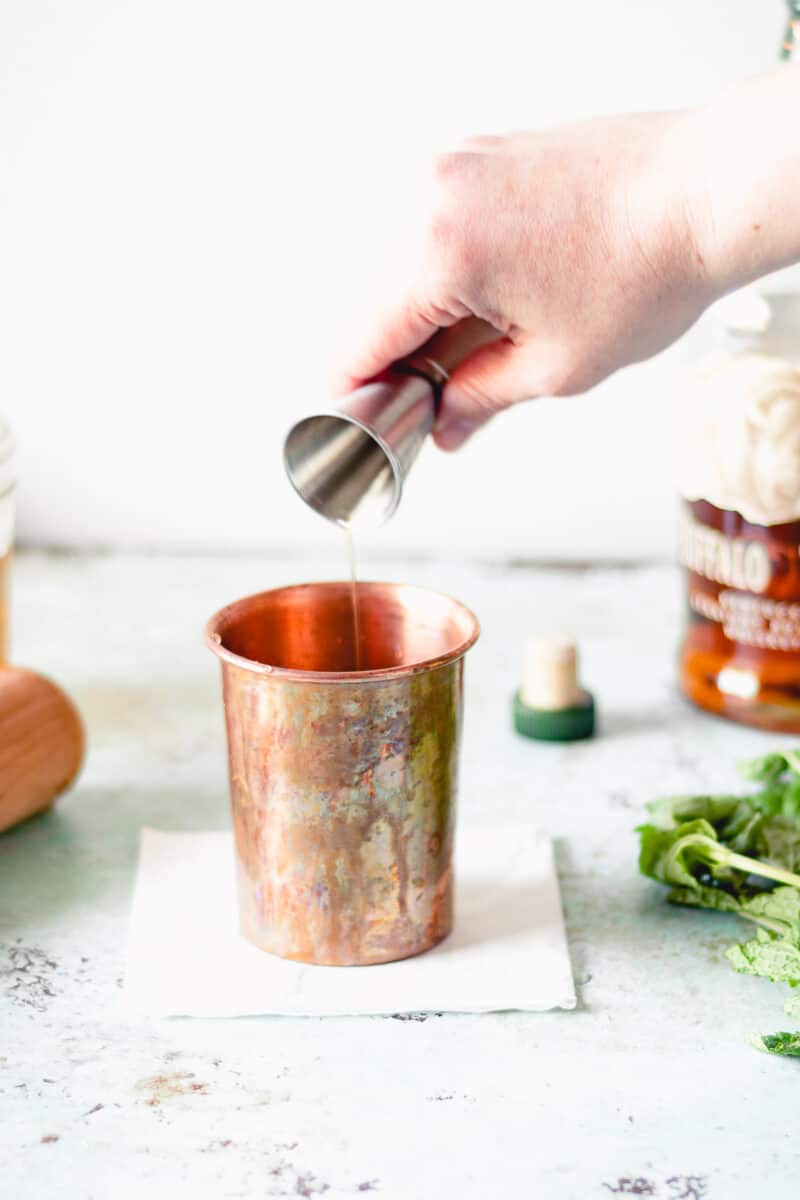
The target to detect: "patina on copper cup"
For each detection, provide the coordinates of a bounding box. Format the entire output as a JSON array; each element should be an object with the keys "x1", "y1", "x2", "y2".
[{"x1": 205, "y1": 581, "x2": 479, "y2": 966}]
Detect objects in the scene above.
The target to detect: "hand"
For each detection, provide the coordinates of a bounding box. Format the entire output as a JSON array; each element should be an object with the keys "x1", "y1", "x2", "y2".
[{"x1": 335, "y1": 112, "x2": 715, "y2": 450}]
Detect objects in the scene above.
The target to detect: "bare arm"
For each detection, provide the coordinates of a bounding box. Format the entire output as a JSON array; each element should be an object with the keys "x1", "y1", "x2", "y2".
[
  {"x1": 335, "y1": 65, "x2": 800, "y2": 450},
  {"x1": 689, "y1": 65, "x2": 800, "y2": 292}
]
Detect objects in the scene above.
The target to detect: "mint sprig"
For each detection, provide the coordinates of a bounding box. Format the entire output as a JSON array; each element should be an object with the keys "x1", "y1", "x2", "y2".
[{"x1": 638, "y1": 750, "x2": 800, "y2": 1057}]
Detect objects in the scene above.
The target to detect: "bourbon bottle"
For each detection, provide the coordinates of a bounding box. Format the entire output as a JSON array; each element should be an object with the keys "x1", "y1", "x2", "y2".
[{"x1": 678, "y1": 293, "x2": 800, "y2": 730}]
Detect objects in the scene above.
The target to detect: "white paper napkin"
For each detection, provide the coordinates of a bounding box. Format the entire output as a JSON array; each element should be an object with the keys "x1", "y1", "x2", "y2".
[{"x1": 122, "y1": 825, "x2": 576, "y2": 1017}]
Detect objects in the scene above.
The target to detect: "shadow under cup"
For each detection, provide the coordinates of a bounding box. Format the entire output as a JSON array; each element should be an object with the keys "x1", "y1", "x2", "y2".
[{"x1": 205, "y1": 581, "x2": 480, "y2": 966}]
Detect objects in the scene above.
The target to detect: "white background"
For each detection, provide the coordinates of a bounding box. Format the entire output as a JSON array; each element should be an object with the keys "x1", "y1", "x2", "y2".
[{"x1": 0, "y1": 1, "x2": 787, "y2": 561}]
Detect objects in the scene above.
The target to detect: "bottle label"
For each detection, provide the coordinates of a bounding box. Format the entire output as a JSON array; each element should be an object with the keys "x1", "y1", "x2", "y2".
[
  {"x1": 0, "y1": 485, "x2": 13, "y2": 556},
  {"x1": 681, "y1": 504, "x2": 800, "y2": 651},
  {"x1": 680, "y1": 513, "x2": 772, "y2": 593}
]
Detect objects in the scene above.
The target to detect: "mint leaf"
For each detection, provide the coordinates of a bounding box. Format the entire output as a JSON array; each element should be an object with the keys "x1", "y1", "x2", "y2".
[
  {"x1": 638, "y1": 820, "x2": 800, "y2": 894},
  {"x1": 751, "y1": 1031, "x2": 800, "y2": 1057},
  {"x1": 726, "y1": 889, "x2": 800, "y2": 984},
  {"x1": 646, "y1": 794, "x2": 742, "y2": 830},
  {"x1": 726, "y1": 930, "x2": 800, "y2": 986},
  {"x1": 638, "y1": 819, "x2": 721, "y2": 891},
  {"x1": 666, "y1": 884, "x2": 744, "y2": 915},
  {"x1": 734, "y1": 751, "x2": 800, "y2": 816},
  {"x1": 645, "y1": 793, "x2": 800, "y2": 860},
  {"x1": 757, "y1": 817, "x2": 800, "y2": 874},
  {"x1": 753, "y1": 779, "x2": 800, "y2": 819},
  {"x1": 739, "y1": 752, "x2": 793, "y2": 783},
  {"x1": 719, "y1": 806, "x2": 765, "y2": 856},
  {"x1": 641, "y1": 751, "x2": 800, "y2": 1058},
  {"x1": 739, "y1": 886, "x2": 800, "y2": 936}
]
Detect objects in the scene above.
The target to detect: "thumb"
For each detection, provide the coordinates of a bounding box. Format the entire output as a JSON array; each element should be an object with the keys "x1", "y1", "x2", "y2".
[{"x1": 434, "y1": 337, "x2": 541, "y2": 451}]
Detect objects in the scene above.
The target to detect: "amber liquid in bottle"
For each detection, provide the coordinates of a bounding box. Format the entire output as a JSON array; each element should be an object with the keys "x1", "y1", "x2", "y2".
[{"x1": 679, "y1": 499, "x2": 800, "y2": 730}]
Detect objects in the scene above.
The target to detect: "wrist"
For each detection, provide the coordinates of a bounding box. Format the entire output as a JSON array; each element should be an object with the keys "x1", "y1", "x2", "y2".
[
  {"x1": 664, "y1": 108, "x2": 723, "y2": 304},
  {"x1": 685, "y1": 68, "x2": 800, "y2": 295},
  {"x1": 612, "y1": 110, "x2": 719, "y2": 311}
]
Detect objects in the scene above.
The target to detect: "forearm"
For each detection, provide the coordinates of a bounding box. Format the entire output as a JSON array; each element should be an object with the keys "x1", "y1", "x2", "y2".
[{"x1": 687, "y1": 64, "x2": 800, "y2": 293}]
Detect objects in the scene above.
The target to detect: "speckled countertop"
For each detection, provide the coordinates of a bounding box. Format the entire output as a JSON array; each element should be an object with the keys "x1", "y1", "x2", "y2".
[{"x1": 1, "y1": 552, "x2": 796, "y2": 1200}]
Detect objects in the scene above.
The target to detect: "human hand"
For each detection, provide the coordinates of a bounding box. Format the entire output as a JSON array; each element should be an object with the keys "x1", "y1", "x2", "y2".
[{"x1": 334, "y1": 112, "x2": 714, "y2": 450}]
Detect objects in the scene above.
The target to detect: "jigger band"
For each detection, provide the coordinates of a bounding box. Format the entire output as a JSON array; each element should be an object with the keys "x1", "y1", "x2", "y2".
[
  {"x1": 412, "y1": 355, "x2": 450, "y2": 387},
  {"x1": 403, "y1": 355, "x2": 450, "y2": 413}
]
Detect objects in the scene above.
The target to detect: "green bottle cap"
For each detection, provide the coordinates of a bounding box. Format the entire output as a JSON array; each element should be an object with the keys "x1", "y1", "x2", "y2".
[{"x1": 512, "y1": 688, "x2": 596, "y2": 742}]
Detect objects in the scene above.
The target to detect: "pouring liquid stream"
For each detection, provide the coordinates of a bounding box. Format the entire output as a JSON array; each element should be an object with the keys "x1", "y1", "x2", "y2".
[{"x1": 344, "y1": 528, "x2": 362, "y2": 670}]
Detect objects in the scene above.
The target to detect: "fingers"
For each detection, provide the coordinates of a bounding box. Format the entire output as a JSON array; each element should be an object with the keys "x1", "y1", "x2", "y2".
[
  {"x1": 434, "y1": 338, "x2": 541, "y2": 451},
  {"x1": 330, "y1": 300, "x2": 446, "y2": 396}
]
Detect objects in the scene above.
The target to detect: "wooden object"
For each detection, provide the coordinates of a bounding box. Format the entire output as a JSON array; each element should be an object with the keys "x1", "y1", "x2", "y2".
[{"x1": 0, "y1": 666, "x2": 84, "y2": 833}]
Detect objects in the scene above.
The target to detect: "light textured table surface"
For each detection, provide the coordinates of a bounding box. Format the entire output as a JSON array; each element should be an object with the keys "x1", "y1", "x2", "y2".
[{"x1": 2, "y1": 551, "x2": 797, "y2": 1200}]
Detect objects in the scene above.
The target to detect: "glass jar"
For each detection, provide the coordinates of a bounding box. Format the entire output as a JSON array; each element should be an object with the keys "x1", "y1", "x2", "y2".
[
  {"x1": 677, "y1": 292, "x2": 800, "y2": 731},
  {"x1": 0, "y1": 418, "x2": 15, "y2": 663}
]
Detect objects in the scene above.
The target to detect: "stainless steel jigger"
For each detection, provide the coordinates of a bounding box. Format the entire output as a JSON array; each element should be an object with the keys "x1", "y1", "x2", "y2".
[{"x1": 283, "y1": 317, "x2": 497, "y2": 528}]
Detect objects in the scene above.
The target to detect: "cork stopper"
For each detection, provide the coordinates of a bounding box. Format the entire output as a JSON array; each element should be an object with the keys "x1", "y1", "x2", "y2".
[
  {"x1": 521, "y1": 637, "x2": 583, "y2": 711},
  {"x1": 513, "y1": 636, "x2": 595, "y2": 742}
]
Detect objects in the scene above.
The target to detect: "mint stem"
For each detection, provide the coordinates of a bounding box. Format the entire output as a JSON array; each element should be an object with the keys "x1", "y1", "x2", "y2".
[
  {"x1": 737, "y1": 909, "x2": 792, "y2": 936},
  {"x1": 706, "y1": 841, "x2": 800, "y2": 890}
]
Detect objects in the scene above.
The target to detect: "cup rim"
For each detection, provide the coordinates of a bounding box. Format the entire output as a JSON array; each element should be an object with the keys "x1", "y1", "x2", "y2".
[{"x1": 204, "y1": 579, "x2": 480, "y2": 681}]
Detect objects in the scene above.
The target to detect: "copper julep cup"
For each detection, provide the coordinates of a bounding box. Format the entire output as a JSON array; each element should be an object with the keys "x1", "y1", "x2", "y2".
[{"x1": 205, "y1": 581, "x2": 479, "y2": 966}]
